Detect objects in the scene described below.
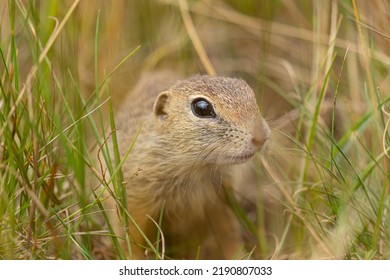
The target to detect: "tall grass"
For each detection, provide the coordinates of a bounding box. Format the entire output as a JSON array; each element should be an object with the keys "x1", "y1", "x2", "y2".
[{"x1": 0, "y1": 0, "x2": 389, "y2": 259}]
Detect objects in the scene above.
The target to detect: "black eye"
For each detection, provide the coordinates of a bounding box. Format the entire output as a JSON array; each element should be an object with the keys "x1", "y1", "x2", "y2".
[{"x1": 191, "y1": 98, "x2": 216, "y2": 118}]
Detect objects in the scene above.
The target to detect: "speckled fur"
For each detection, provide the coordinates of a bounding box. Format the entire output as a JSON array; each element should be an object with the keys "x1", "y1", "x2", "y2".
[{"x1": 104, "y1": 72, "x2": 270, "y2": 259}]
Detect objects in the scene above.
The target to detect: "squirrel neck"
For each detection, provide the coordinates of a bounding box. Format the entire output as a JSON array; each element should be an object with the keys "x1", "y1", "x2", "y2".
[{"x1": 125, "y1": 139, "x2": 229, "y2": 215}]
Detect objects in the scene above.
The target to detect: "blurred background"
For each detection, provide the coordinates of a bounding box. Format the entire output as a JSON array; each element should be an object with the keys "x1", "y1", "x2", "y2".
[{"x1": 1, "y1": 0, "x2": 390, "y2": 259}]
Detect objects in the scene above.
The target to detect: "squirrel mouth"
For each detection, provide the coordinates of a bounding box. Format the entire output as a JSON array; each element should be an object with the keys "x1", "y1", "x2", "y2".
[{"x1": 228, "y1": 152, "x2": 255, "y2": 164}]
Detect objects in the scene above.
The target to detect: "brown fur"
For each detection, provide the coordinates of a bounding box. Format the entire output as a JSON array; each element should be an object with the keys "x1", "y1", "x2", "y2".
[{"x1": 103, "y1": 71, "x2": 270, "y2": 259}]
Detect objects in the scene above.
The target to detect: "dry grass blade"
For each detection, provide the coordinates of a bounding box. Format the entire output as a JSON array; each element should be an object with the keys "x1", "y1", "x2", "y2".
[
  {"x1": 178, "y1": 0, "x2": 216, "y2": 75},
  {"x1": 0, "y1": 0, "x2": 81, "y2": 137}
]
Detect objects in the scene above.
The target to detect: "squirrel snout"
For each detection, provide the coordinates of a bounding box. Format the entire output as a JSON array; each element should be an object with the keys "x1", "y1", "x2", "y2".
[
  {"x1": 251, "y1": 118, "x2": 270, "y2": 150},
  {"x1": 251, "y1": 135, "x2": 267, "y2": 148}
]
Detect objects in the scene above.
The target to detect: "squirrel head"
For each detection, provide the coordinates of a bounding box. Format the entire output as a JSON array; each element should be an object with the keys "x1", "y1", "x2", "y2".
[{"x1": 152, "y1": 75, "x2": 270, "y2": 166}]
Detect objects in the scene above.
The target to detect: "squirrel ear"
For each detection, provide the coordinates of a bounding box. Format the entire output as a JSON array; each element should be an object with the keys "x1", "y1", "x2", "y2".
[{"x1": 153, "y1": 91, "x2": 169, "y2": 119}]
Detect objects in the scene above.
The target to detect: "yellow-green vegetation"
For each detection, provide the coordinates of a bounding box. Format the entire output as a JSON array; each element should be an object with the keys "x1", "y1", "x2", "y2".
[{"x1": 0, "y1": 0, "x2": 389, "y2": 259}]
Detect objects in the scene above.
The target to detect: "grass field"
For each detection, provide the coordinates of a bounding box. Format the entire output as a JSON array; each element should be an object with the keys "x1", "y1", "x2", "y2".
[{"x1": 1, "y1": 0, "x2": 390, "y2": 259}]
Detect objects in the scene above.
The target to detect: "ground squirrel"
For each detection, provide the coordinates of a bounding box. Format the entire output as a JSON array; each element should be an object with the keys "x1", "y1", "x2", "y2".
[{"x1": 102, "y1": 71, "x2": 270, "y2": 259}]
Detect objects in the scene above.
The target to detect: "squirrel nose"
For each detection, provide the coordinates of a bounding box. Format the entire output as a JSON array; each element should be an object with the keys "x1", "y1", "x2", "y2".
[
  {"x1": 251, "y1": 118, "x2": 270, "y2": 149},
  {"x1": 251, "y1": 135, "x2": 267, "y2": 148}
]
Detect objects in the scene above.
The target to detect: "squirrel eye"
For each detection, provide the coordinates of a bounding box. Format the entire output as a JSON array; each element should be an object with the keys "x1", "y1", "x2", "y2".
[{"x1": 191, "y1": 98, "x2": 216, "y2": 118}]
